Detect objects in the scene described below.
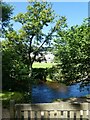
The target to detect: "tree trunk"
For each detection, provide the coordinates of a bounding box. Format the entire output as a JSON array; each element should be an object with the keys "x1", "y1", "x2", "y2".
[
  {"x1": 27, "y1": 61, "x2": 33, "y2": 103},
  {"x1": 29, "y1": 62, "x2": 33, "y2": 78},
  {"x1": 28, "y1": 49, "x2": 37, "y2": 103}
]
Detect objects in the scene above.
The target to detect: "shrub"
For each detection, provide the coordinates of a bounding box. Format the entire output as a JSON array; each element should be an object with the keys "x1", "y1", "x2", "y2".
[
  {"x1": 47, "y1": 64, "x2": 65, "y2": 83},
  {"x1": 32, "y1": 68, "x2": 48, "y2": 84}
]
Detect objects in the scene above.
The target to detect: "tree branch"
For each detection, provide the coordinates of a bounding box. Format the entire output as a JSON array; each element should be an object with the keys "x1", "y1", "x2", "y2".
[
  {"x1": 28, "y1": 34, "x2": 34, "y2": 64},
  {"x1": 35, "y1": 26, "x2": 56, "y2": 53}
]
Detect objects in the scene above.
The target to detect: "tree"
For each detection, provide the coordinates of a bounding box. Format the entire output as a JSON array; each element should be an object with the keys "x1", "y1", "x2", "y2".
[
  {"x1": 0, "y1": 2, "x2": 16, "y2": 91},
  {"x1": 11, "y1": 2, "x2": 67, "y2": 78},
  {"x1": 0, "y1": 2, "x2": 13, "y2": 35},
  {"x1": 54, "y1": 18, "x2": 90, "y2": 86},
  {"x1": 2, "y1": 38, "x2": 29, "y2": 92},
  {"x1": 4, "y1": 2, "x2": 67, "y2": 102}
]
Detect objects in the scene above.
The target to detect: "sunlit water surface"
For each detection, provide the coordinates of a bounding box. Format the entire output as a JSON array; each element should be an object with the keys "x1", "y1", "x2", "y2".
[{"x1": 32, "y1": 83, "x2": 90, "y2": 103}]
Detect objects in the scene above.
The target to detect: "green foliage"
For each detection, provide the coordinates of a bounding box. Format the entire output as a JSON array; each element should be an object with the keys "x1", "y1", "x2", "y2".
[
  {"x1": 54, "y1": 18, "x2": 90, "y2": 86},
  {"x1": 12, "y1": 2, "x2": 67, "y2": 76},
  {"x1": 2, "y1": 40, "x2": 29, "y2": 91},
  {"x1": 0, "y1": 2, "x2": 14, "y2": 34},
  {"x1": 32, "y1": 68, "x2": 47, "y2": 83},
  {"x1": 47, "y1": 64, "x2": 64, "y2": 83},
  {"x1": 0, "y1": 91, "x2": 24, "y2": 108},
  {"x1": 2, "y1": 2, "x2": 67, "y2": 94}
]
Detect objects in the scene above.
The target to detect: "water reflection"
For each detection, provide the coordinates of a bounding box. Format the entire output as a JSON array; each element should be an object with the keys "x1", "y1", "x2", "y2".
[{"x1": 32, "y1": 83, "x2": 90, "y2": 103}]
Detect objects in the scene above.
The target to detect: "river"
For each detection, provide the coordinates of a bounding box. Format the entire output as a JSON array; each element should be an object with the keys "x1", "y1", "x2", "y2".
[{"x1": 32, "y1": 82, "x2": 90, "y2": 103}]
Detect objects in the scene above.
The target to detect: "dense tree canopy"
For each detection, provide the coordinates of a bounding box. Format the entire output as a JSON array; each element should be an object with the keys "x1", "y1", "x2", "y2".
[
  {"x1": 2, "y1": 39, "x2": 29, "y2": 91},
  {"x1": 54, "y1": 18, "x2": 90, "y2": 86}
]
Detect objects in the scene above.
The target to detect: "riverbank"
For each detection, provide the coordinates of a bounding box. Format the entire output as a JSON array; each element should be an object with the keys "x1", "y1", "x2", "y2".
[
  {"x1": 1, "y1": 95, "x2": 90, "y2": 119},
  {"x1": 1, "y1": 82, "x2": 90, "y2": 107},
  {"x1": 53, "y1": 94, "x2": 90, "y2": 103},
  {"x1": 0, "y1": 91, "x2": 24, "y2": 109}
]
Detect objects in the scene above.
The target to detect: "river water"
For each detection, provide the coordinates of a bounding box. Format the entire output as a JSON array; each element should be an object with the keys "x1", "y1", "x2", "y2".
[{"x1": 32, "y1": 83, "x2": 90, "y2": 103}]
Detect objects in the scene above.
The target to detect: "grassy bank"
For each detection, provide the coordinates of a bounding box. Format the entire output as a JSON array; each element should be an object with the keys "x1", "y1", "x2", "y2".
[
  {"x1": 0, "y1": 91, "x2": 24, "y2": 108},
  {"x1": 32, "y1": 62, "x2": 57, "y2": 68}
]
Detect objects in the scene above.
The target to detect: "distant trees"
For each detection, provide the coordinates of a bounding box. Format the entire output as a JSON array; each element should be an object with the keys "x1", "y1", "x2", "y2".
[{"x1": 54, "y1": 18, "x2": 90, "y2": 86}]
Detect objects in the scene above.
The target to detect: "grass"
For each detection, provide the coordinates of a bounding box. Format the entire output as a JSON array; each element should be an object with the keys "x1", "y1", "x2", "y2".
[
  {"x1": 0, "y1": 91, "x2": 24, "y2": 108},
  {"x1": 85, "y1": 94, "x2": 90, "y2": 98},
  {"x1": 0, "y1": 91, "x2": 23, "y2": 100},
  {"x1": 46, "y1": 77, "x2": 53, "y2": 82},
  {"x1": 32, "y1": 62, "x2": 56, "y2": 68}
]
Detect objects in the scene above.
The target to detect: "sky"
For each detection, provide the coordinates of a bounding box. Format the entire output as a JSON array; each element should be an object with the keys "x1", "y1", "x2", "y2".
[{"x1": 8, "y1": 1, "x2": 88, "y2": 31}]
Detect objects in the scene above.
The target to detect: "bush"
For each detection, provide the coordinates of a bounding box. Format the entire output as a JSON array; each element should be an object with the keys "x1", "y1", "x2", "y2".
[
  {"x1": 1, "y1": 92, "x2": 24, "y2": 108},
  {"x1": 32, "y1": 68, "x2": 48, "y2": 84},
  {"x1": 47, "y1": 64, "x2": 65, "y2": 83}
]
